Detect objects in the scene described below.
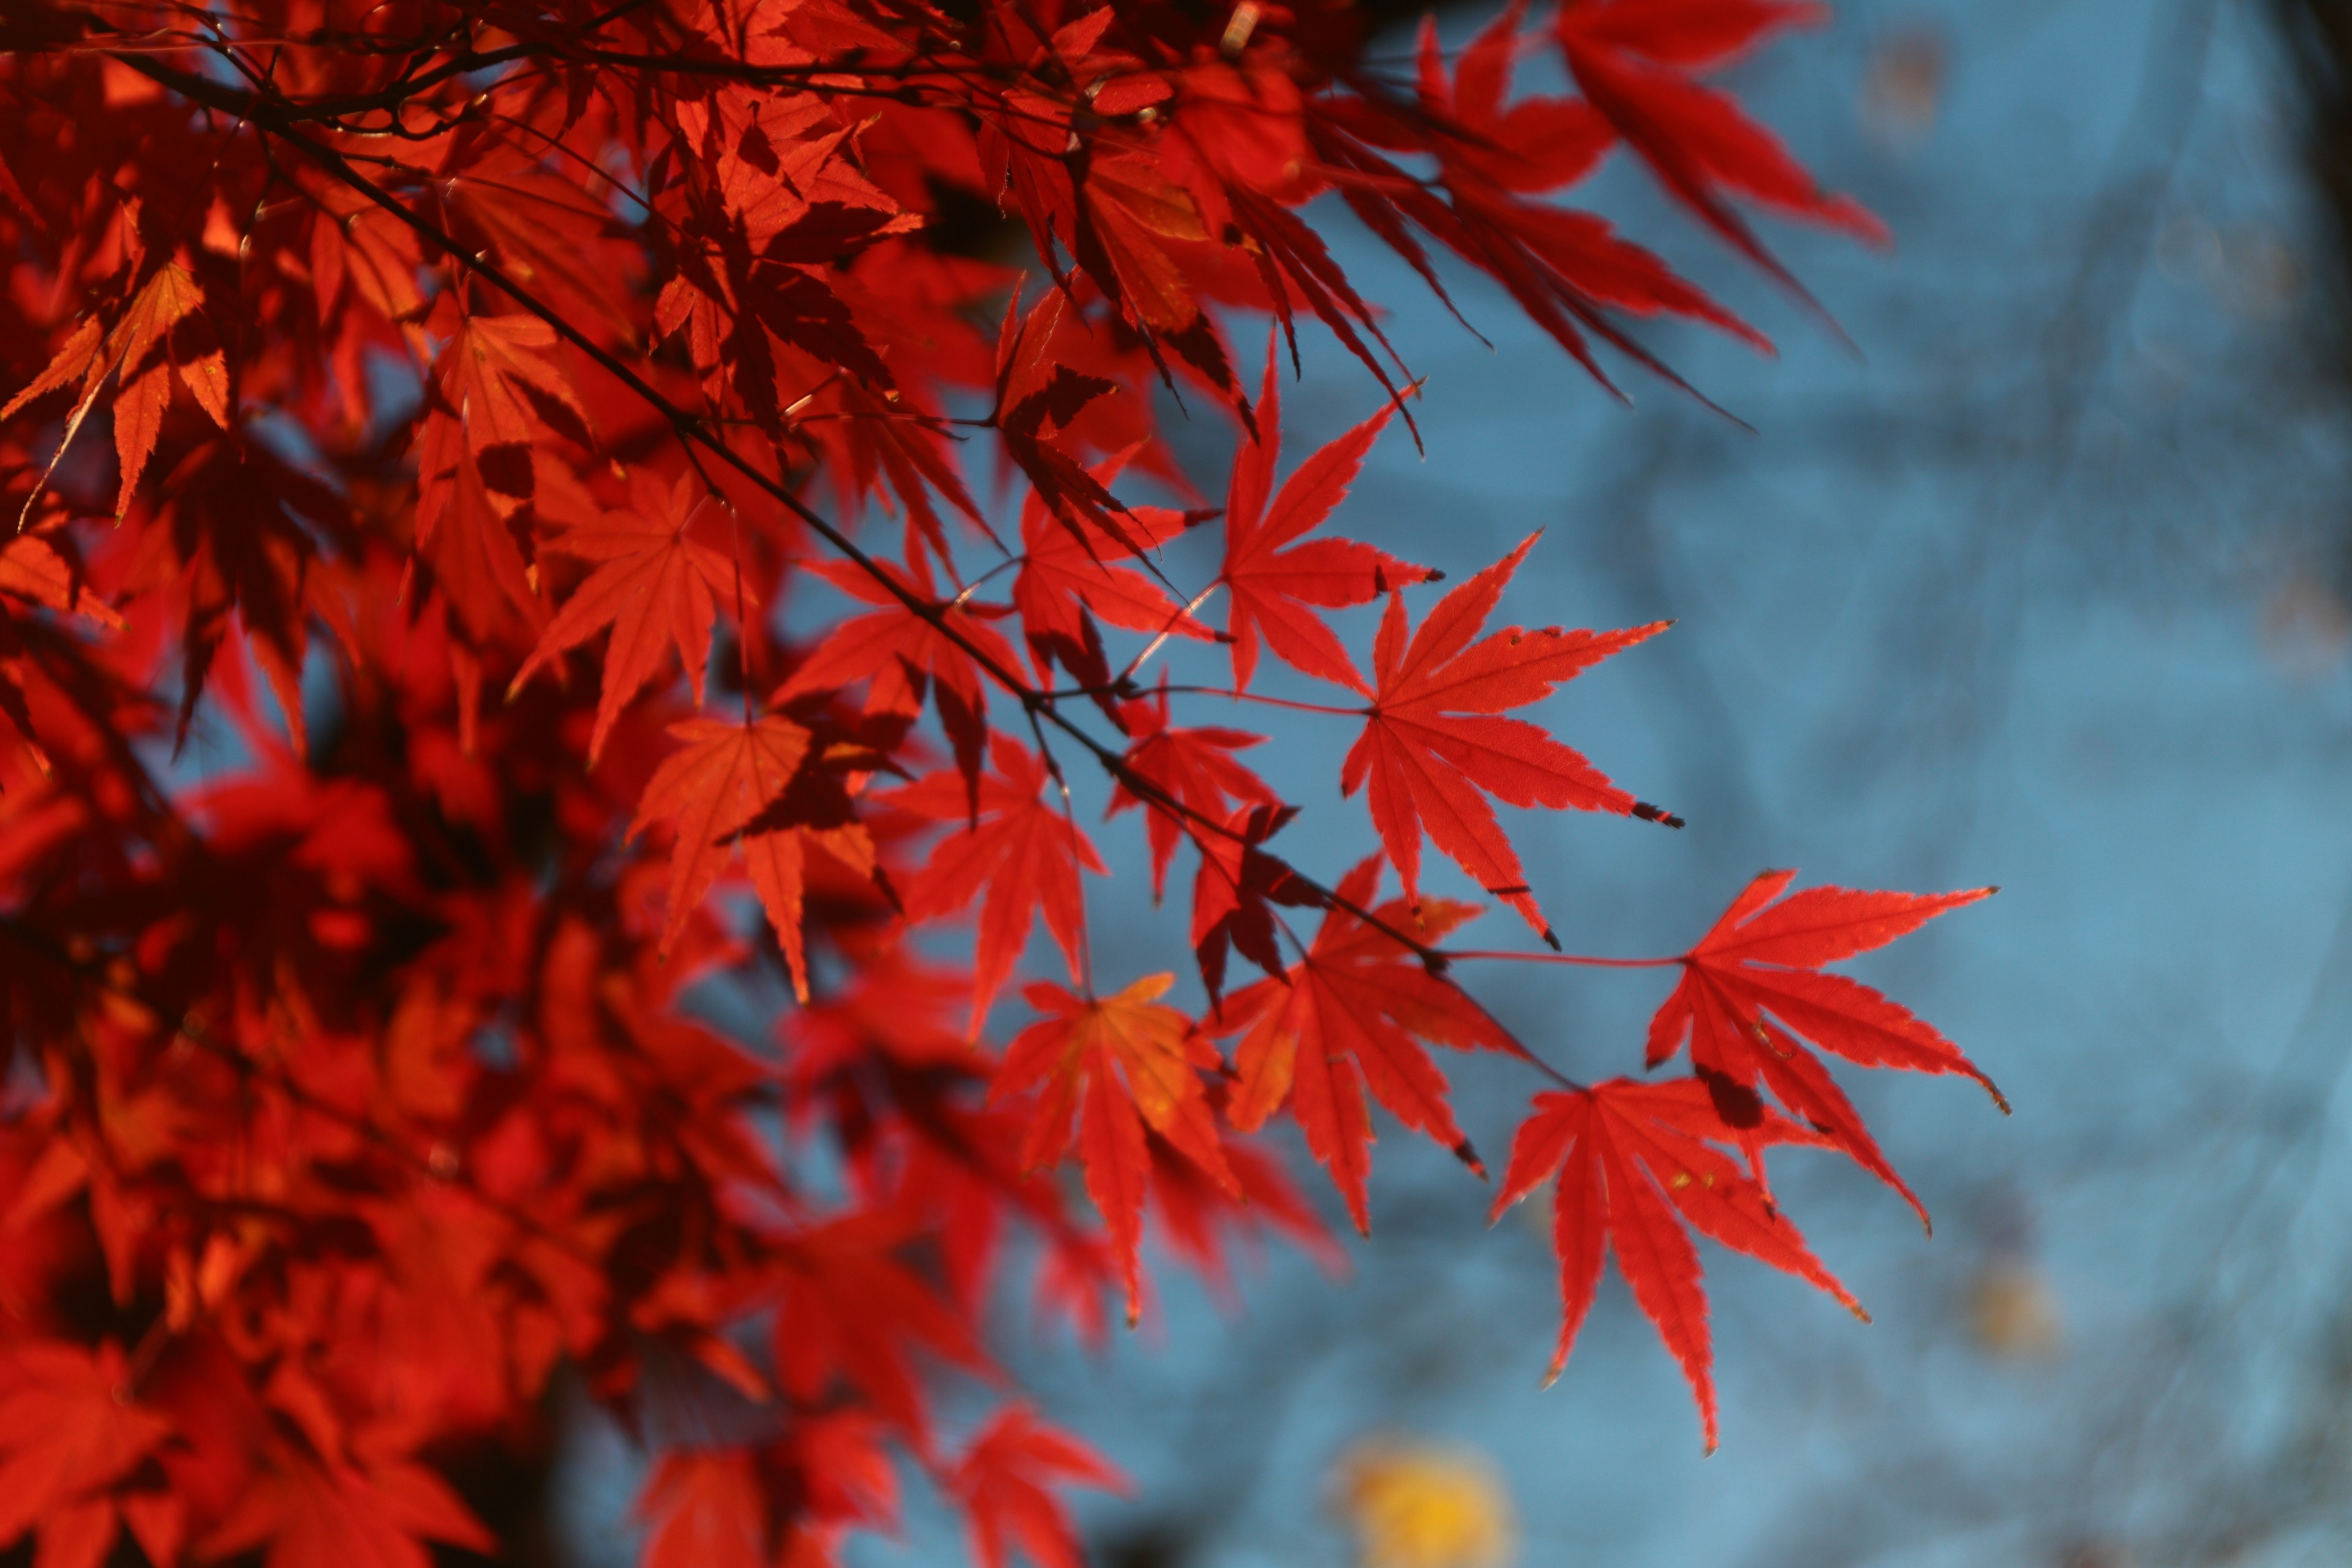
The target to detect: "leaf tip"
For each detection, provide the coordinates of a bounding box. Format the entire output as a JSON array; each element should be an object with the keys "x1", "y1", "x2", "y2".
[
  {"x1": 1631, "y1": 801, "x2": 1684, "y2": 830},
  {"x1": 1451, "y1": 1138, "x2": 1487, "y2": 1180}
]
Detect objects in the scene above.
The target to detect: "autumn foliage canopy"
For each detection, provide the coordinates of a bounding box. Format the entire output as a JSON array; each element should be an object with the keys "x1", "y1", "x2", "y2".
[{"x1": 0, "y1": 1, "x2": 2000, "y2": 1566}]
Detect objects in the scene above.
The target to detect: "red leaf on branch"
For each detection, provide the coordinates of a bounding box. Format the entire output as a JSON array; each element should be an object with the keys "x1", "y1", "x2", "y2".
[
  {"x1": 512, "y1": 471, "x2": 739, "y2": 763},
  {"x1": 1107, "y1": 683, "x2": 1279, "y2": 901},
  {"x1": 1645, "y1": 870, "x2": 2001, "y2": 1223},
  {"x1": 1219, "y1": 349, "x2": 1428, "y2": 693},
  {"x1": 0, "y1": 1341, "x2": 172, "y2": 1551},
  {"x1": 951, "y1": 1406, "x2": 1128, "y2": 1568},
  {"x1": 1218, "y1": 856, "x2": 1514, "y2": 1232},
  {"x1": 881, "y1": 734, "x2": 1106, "y2": 1030},
  {"x1": 4, "y1": 262, "x2": 228, "y2": 521},
  {"x1": 1559, "y1": 0, "x2": 1889, "y2": 305},
  {"x1": 629, "y1": 713, "x2": 812, "y2": 957},
  {"x1": 993, "y1": 974, "x2": 1237, "y2": 1322},
  {"x1": 1490, "y1": 1076, "x2": 1863, "y2": 1452},
  {"x1": 1341, "y1": 534, "x2": 1668, "y2": 940},
  {"x1": 778, "y1": 549, "x2": 1025, "y2": 804}
]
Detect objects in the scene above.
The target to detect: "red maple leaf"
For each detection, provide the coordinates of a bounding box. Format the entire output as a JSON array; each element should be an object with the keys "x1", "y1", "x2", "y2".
[
  {"x1": 1219, "y1": 347, "x2": 1430, "y2": 693},
  {"x1": 1491, "y1": 1076, "x2": 1863, "y2": 1452},
  {"x1": 627, "y1": 712, "x2": 812, "y2": 958},
  {"x1": 951, "y1": 1406, "x2": 1128, "y2": 1568},
  {"x1": 777, "y1": 549, "x2": 1025, "y2": 803},
  {"x1": 1645, "y1": 870, "x2": 2002, "y2": 1222},
  {"x1": 1218, "y1": 856, "x2": 1515, "y2": 1232},
  {"x1": 1558, "y1": 0, "x2": 1888, "y2": 303},
  {"x1": 993, "y1": 973, "x2": 1238, "y2": 1321},
  {"x1": 3, "y1": 262, "x2": 228, "y2": 521},
  {"x1": 1341, "y1": 533, "x2": 1669, "y2": 940},
  {"x1": 880, "y1": 734, "x2": 1106, "y2": 1030},
  {"x1": 198, "y1": 1450, "x2": 494, "y2": 1568},
  {"x1": 1011, "y1": 461, "x2": 1210, "y2": 692},
  {"x1": 1107, "y1": 682, "x2": 1280, "y2": 901},
  {"x1": 512, "y1": 471, "x2": 740, "y2": 764},
  {"x1": 0, "y1": 1340, "x2": 173, "y2": 1565}
]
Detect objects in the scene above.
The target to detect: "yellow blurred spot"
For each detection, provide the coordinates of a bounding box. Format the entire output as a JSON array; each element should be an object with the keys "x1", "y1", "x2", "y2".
[
  {"x1": 1968, "y1": 1259, "x2": 2063, "y2": 1360},
  {"x1": 1332, "y1": 1439, "x2": 1515, "y2": 1568}
]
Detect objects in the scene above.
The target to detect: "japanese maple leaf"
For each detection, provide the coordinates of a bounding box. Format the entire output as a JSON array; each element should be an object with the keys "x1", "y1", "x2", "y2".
[
  {"x1": 1558, "y1": 0, "x2": 1888, "y2": 304},
  {"x1": 1011, "y1": 463, "x2": 1210, "y2": 692},
  {"x1": 990, "y1": 293, "x2": 1139, "y2": 559},
  {"x1": 198, "y1": 1450, "x2": 494, "y2": 1568},
  {"x1": 511, "y1": 471, "x2": 739, "y2": 763},
  {"x1": 1419, "y1": 2, "x2": 1613, "y2": 195},
  {"x1": 1645, "y1": 870, "x2": 2002, "y2": 1224},
  {"x1": 1219, "y1": 346, "x2": 1430, "y2": 693},
  {"x1": 880, "y1": 734, "x2": 1106, "y2": 1031},
  {"x1": 777, "y1": 549, "x2": 1025, "y2": 804},
  {"x1": 1219, "y1": 856, "x2": 1516, "y2": 1232},
  {"x1": 1186, "y1": 802, "x2": 1318, "y2": 1006},
  {"x1": 1491, "y1": 1076, "x2": 1863, "y2": 1452},
  {"x1": 951, "y1": 1406, "x2": 1129, "y2": 1568},
  {"x1": 0, "y1": 1340, "x2": 172, "y2": 1551},
  {"x1": 4, "y1": 262, "x2": 228, "y2": 521},
  {"x1": 628, "y1": 713, "x2": 812, "y2": 957},
  {"x1": 994, "y1": 973, "x2": 1238, "y2": 1321},
  {"x1": 1341, "y1": 533, "x2": 1670, "y2": 941},
  {"x1": 771, "y1": 1212, "x2": 992, "y2": 1436},
  {"x1": 1107, "y1": 681, "x2": 1279, "y2": 900},
  {"x1": 433, "y1": 311, "x2": 593, "y2": 477}
]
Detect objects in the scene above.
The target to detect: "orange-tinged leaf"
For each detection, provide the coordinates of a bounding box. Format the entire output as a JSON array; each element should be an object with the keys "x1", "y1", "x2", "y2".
[
  {"x1": 993, "y1": 973, "x2": 1237, "y2": 1320},
  {"x1": 1341, "y1": 533, "x2": 1667, "y2": 940},
  {"x1": 1490, "y1": 1077, "x2": 1862, "y2": 1452},
  {"x1": 630, "y1": 713, "x2": 813, "y2": 956}
]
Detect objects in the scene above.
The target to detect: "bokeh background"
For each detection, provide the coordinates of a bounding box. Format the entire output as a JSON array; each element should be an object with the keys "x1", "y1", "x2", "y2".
[{"x1": 564, "y1": 0, "x2": 2352, "y2": 1562}]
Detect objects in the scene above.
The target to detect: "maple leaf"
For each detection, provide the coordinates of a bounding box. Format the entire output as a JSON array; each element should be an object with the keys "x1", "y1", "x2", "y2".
[
  {"x1": 511, "y1": 472, "x2": 741, "y2": 764},
  {"x1": 639, "y1": 1452, "x2": 767, "y2": 1568},
  {"x1": 1341, "y1": 534, "x2": 1670, "y2": 941},
  {"x1": 880, "y1": 734, "x2": 1106, "y2": 1030},
  {"x1": 1491, "y1": 1076, "x2": 1863, "y2": 1452},
  {"x1": 1011, "y1": 467, "x2": 1210, "y2": 692},
  {"x1": 198, "y1": 1450, "x2": 494, "y2": 1568},
  {"x1": 1219, "y1": 347, "x2": 1430, "y2": 693},
  {"x1": 629, "y1": 712, "x2": 812, "y2": 958},
  {"x1": 952, "y1": 1406, "x2": 1129, "y2": 1568},
  {"x1": 777, "y1": 550, "x2": 1025, "y2": 804},
  {"x1": 1218, "y1": 857, "x2": 1515, "y2": 1232},
  {"x1": 1645, "y1": 870, "x2": 2002, "y2": 1222},
  {"x1": 993, "y1": 974, "x2": 1238, "y2": 1321},
  {"x1": 1558, "y1": 0, "x2": 1888, "y2": 306},
  {"x1": 1186, "y1": 801, "x2": 1319, "y2": 1006},
  {"x1": 432, "y1": 312, "x2": 593, "y2": 481},
  {"x1": 772, "y1": 1213, "x2": 992, "y2": 1436},
  {"x1": 4, "y1": 262, "x2": 229, "y2": 521},
  {"x1": 1107, "y1": 683, "x2": 1280, "y2": 900},
  {"x1": 1418, "y1": 3, "x2": 1614, "y2": 195},
  {"x1": 0, "y1": 1340, "x2": 172, "y2": 1551}
]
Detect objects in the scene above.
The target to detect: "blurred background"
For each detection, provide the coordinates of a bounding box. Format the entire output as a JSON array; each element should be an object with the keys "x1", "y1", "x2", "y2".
[{"x1": 602, "y1": 0, "x2": 2352, "y2": 1563}]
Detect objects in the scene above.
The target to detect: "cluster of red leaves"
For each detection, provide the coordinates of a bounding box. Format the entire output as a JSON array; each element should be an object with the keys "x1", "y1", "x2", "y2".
[{"x1": 0, "y1": 1, "x2": 1991, "y2": 1566}]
